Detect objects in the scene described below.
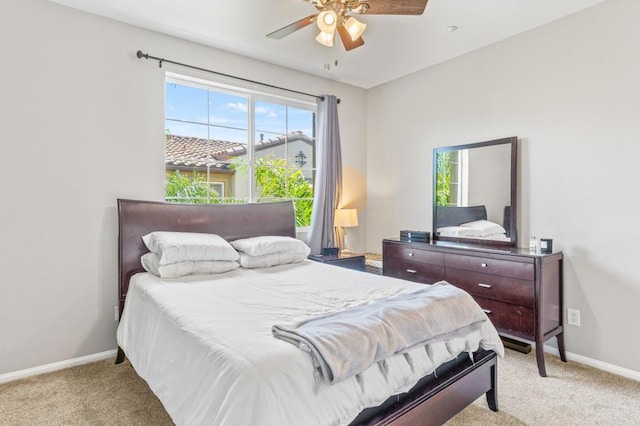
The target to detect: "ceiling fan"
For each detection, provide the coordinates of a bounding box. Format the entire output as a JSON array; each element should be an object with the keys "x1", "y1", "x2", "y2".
[{"x1": 266, "y1": 0, "x2": 429, "y2": 52}]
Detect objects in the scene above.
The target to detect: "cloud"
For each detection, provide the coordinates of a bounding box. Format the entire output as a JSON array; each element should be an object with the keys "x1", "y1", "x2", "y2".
[
  {"x1": 209, "y1": 116, "x2": 232, "y2": 125},
  {"x1": 255, "y1": 106, "x2": 278, "y2": 118},
  {"x1": 226, "y1": 102, "x2": 248, "y2": 112}
]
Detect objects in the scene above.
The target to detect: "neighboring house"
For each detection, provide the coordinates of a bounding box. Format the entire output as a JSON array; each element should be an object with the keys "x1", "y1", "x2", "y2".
[{"x1": 165, "y1": 131, "x2": 315, "y2": 199}]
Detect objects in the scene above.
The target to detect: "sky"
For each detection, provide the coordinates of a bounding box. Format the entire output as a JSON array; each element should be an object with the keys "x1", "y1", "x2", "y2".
[{"x1": 165, "y1": 82, "x2": 315, "y2": 144}]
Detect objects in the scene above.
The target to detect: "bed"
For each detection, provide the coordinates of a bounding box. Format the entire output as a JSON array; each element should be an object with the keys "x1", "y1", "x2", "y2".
[{"x1": 115, "y1": 199, "x2": 503, "y2": 426}]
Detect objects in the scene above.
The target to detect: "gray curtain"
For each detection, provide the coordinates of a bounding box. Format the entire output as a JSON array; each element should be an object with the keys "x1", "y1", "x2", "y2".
[{"x1": 307, "y1": 95, "x2": 342, "y2": 255}]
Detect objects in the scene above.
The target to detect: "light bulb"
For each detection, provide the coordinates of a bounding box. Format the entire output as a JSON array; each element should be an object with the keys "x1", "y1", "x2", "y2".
[
  {"x1": 344, "y1": 16, "x2": 366, "y2": 41},
  {"x1": 323, "y1": 12, "x2": 335, "y2": 25},
  {"x1": 317, "y1": 10, "x2": 338, "y2": 33},
  {"x1": 316, "y1": 30, "x2": 334, "y2": 47}
]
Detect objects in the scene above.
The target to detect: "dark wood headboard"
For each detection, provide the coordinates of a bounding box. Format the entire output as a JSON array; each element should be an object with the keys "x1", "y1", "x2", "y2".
[
  {"x1": 435, "y1": 205, "x2": 488, "y2": 229},
  {"x1": 117, "y1": 199, "x2": 296, "y2": 316}
]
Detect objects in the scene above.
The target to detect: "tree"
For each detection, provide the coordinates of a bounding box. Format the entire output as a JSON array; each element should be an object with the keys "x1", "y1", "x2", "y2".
[
  {"x1": 165, "y1": 156, "x2": 314, "y2": 226},
  {"x1": 253, "y1": 156, "x2": 314, "y2": 227},
  {"x1": 435, "y1": 152, "x2": 451, "y2": 206},
  {"x1": 165, "y1": 170, "x2": 218, "y2": 204}
]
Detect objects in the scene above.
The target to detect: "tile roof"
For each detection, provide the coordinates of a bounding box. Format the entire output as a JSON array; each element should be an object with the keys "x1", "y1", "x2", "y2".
[
  {"x1": 165, "y1": 132, "x2": 313, "y2": 169},
  {"x1": 165, "y1": 135, "x2": 242, "y2": 168}
]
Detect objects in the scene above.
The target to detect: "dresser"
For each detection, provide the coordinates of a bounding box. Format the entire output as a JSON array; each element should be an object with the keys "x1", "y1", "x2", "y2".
[{"x1": 383, "y1": 239, "x2": 566, "y2": 377}]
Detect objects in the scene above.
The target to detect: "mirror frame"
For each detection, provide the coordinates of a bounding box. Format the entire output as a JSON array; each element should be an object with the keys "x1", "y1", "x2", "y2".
[{"x1": 432, "y1": 136, "x2": 518, "y2": 247}]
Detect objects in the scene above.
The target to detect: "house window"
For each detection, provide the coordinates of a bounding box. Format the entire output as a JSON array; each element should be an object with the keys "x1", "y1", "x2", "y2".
[
  {"x1": 210, "y1": 182, "x2": 224, "y2": 198},
  {"x1": 164, "y1": 75, "x2": 317, "y2": 227}
]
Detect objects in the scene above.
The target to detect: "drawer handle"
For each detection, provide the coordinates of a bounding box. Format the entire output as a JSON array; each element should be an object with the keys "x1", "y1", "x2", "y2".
[
  {"x1": 408, "y1": 252, "x2": 414, "y2": 257},
  {"x1": 406, "y1": 269, "x2": 417, "y2": 274},
  {"x1": 481, "y1": 263, "x2": 488, "y2": 268},
  {"x1": 478, "y1": 283, "x2": 492, "y2": 289},
  {"x1": 482, "y1": 309, "x2": 493, "y2": 315}
]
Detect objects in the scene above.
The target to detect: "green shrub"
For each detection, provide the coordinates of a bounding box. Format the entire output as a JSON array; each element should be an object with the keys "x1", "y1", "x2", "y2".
[{"x1": 165, "y1": 170, "x2": 218, "y2": 204}]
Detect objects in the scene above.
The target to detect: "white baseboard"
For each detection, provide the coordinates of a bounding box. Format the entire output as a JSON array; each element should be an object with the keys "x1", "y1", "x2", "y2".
[
  {"x1": 543, "y1": 344, "x2": 640, "y2": 382},
  {"x1": 2, "y1": 346, "x2": 638, "y2": 385},
  {"x1": 0, "y1": 349, "x2": 117, "y2": 385}
]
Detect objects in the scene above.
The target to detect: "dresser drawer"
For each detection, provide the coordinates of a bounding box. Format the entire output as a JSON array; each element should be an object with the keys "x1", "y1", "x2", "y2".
[
  {"x1": 384, "y1": 244, "x2": 444, "y2": 265},
  {"x1": 383, "y1": 259, "x2": 444, "y2": 284},
  {"x1": 474, "y1": 296, "x2": 534, "y2": 340},
  {"x1": 445, "y1": 268, "x2": 534, "y2": 307},
  {"x1": 445, "y1": 253, "x2": 534, "y2": 280}
]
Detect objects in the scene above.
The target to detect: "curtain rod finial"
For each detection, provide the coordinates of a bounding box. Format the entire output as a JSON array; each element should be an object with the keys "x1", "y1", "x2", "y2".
[
  {"x1": 136, "y1": 50, "x2": 148, "y2": 59},
  {"x1": 319, "y1": 96, "x2": 341, "y2": 104}
]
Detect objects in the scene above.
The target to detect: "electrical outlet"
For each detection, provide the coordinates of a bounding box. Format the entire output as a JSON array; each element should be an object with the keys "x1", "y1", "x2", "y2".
[
  {"x1": 114, "y1": 306, "x2": 119, "y2": 321},
  {"x1": 567, "y1": 308, "x2": 581, "y2": 326}
]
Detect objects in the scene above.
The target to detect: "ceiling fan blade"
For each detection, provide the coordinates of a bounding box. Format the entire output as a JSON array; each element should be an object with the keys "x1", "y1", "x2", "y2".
[
  {"x1": 337, "y1": 26, "x2": 365, "y2": 51},
  {"x1": 266, "y1": 15, "x2": 316, "y2": 39},
  {"x1": 363, "y1": 0, "x2": 429, "y2": 15}
]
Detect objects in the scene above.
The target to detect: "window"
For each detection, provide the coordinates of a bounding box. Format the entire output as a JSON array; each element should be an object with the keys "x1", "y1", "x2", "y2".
[
  {"x1": 435, "y1": 150, "x2": 468, "y2": 206},
  {"x1": 164, "y1": 75, "x2": 317, "y2": 226}
]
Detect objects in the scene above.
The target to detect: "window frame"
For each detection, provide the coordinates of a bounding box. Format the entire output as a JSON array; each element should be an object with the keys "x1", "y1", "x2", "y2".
[{"x1": 164, "y1": 72, "x2": 317, "y2": 228}]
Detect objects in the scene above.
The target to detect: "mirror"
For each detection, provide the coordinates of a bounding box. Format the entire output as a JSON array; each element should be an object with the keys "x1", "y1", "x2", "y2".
[{"x1": 433, "y1": 137, "x2": 517, "y2": 247}]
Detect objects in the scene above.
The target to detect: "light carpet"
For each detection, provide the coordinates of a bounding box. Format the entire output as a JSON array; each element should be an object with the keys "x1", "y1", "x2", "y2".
[{"x1": 1, "y1": 350, "x2": 638, "y2": 425}]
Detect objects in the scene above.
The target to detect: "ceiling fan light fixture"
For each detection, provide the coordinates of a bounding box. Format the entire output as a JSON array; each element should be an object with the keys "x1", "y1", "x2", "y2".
[
  {"x1": 266, "y1": 0, "x2": 428, "y2": 52},
  {"x1": 344, "y1": 16, "x2": 366, "y2": 41},
  {"x1": 317, "y1": 10, "x2": 338, "y2": 33},
  {"x1": 316, "y1": 30, "x2": 335, "y2": 47}
]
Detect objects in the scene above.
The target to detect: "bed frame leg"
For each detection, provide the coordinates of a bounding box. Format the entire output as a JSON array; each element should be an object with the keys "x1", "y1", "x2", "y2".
[
  {"x1": 115, "y1": 346, "x2": 125, "y2": 364},
  {"x1": 485, "y1": 360, "x2": 498, "y2": 411}
]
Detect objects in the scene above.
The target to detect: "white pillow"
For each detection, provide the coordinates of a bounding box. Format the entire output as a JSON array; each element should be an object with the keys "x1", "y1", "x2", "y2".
[
  {"x1": 238, "y1": 252, "x2": 308, "y2": 269},
  {"x1": 459, "y1": 220, "x2": 506, "y2": 237},
  {"x1": 230, "y1": 236, "x2": 311, "y2": 257},
  {"x1": 142, "y1": 231, "x2": 239, "y2": 265},
  {"x1": 141, "y1": 252, "x2": 239, "y2": 279},
  {"x1": 480, "y1": 233, "x2": 510, "y2": 241},
  {"x1": 437, "y1": 226, "x2": 480, "y2": 237}
]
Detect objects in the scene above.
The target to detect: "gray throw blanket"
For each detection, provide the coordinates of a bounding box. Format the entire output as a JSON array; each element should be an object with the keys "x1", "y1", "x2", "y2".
[{"x1": 272, "y1": 281, "x2": 487, "y2": 383}]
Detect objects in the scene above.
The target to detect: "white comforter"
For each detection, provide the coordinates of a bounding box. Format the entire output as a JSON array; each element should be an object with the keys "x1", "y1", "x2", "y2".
[{"x1": 117, "y1": 260, "x2": 504, "y2": 426}]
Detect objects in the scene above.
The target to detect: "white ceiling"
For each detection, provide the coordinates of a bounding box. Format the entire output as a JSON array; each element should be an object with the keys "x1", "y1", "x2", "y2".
[{"x1": 50, "y1": 0, "x2": 608, "y2": 89}]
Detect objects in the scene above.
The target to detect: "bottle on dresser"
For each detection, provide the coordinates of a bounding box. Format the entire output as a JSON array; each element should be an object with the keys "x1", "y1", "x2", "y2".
[{"x1": 529, "y1": 235, "x2": 540, "y2": 254}]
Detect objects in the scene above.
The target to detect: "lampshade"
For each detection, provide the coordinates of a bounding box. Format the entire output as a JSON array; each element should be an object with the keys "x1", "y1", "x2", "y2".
[
  {"x1": 315, "y1": 30, "x2": 335, "y2": 47},
  {"x1": 317, "y1": 10, "x2": 337, "y2": 33},
  {"x1": 334, "y1": 209, "x2": 358, "y2": 228},
  {"x1": 344, "y1": 16, "x2": 366, "y2": 41}
]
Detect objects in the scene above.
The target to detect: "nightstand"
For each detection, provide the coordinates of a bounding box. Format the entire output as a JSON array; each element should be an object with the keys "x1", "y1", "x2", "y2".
[{"x1": 308, "y1": 252, "x2": 365, "y2": 272}]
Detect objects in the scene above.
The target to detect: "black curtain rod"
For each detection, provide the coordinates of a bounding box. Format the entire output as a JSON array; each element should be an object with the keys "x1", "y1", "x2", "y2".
[{"x1": 136, "y1": 50, "x2": 340, "y2": 104}]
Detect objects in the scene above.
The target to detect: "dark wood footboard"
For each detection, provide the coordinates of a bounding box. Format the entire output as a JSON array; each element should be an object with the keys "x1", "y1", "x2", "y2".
[{"x1": 351, "y1": 350, "x2": 498, "y2": 425}]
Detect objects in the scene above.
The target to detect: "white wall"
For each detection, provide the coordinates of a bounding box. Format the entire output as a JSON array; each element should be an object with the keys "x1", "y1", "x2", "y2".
[
  {"x1": 367, "y1": 0, "x2": 640, "y2": 373},
  {"x1": 0, "y1": 0, "x2": 367, "y2": 375}
]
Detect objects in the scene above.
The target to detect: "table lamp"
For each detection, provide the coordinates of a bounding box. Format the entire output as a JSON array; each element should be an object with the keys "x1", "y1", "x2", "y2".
[{"x1": 334, "y1": 208, "x2": 358, "y2": 251}]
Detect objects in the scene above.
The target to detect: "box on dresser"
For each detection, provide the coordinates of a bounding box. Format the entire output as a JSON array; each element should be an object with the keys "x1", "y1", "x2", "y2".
[
  {"x1": 382, "y1": 238, "x2": 566, "y2": 377},
  {"x1": 400, "y1": 230, "x2": 430, "y2": 243}
]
